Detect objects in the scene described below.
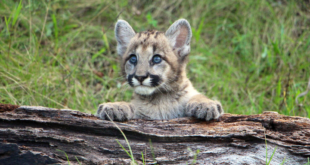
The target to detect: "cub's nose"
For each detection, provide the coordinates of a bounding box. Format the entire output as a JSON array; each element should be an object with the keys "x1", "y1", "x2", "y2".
[{"x1": 134, "y1": 75, "x2": 148, "y2": 83}]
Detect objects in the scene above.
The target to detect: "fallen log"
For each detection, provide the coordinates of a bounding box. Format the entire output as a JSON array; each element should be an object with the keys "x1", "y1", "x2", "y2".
[{"x1": 0, "y1": 103, "x2": 309, "y2": 165}]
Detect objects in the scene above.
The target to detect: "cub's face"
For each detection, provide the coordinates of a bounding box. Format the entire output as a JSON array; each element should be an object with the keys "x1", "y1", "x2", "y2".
[
  {"x1": 123, "y1": 32, "x2": 179, "y2": 95},
  {"x1": 115, "y1": 19, "x2": 192, "y2": 95}
]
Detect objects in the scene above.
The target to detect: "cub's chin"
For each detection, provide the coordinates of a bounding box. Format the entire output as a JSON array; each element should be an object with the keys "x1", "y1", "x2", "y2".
[{"x1": 134, "y1": 86, "x2": 156, "y2": 95}]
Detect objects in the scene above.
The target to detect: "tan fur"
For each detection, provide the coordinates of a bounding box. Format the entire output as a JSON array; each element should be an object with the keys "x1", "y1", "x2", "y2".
[{"x1": 97, "y1": 19, "x2": 223, "y2": 121}]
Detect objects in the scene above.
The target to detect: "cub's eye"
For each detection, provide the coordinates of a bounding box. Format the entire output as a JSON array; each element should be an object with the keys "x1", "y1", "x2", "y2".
[
  {"x1": 129, "y1": 54, "x2": 137, "y2": 64},
  {"x1": 152, "y1": 55, "x2": 162, "y2": 64}
]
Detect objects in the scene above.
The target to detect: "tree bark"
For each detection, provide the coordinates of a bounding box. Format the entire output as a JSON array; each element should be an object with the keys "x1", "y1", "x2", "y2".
[{"x1": 0, "y1": 103, "x2": 309, "y2": 165}]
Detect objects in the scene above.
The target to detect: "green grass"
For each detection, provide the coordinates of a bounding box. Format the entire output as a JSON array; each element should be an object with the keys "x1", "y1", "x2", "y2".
[
  {"x1": 0, "y1": 0, "x2": 309, "y2": 117},
  {"x1": 265, "y1": 133, "x2": 278, "y2": 165}
]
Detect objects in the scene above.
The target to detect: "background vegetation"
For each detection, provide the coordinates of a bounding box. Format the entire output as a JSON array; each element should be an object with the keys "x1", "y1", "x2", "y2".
[{"x1": 0, "y1": 0, "x2": 309, "y2": 117}]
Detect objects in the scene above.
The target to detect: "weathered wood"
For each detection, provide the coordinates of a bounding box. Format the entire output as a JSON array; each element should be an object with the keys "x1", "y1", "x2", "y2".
[{"x1": 0, "y1": 103, "x2": 309, "y2": 165}]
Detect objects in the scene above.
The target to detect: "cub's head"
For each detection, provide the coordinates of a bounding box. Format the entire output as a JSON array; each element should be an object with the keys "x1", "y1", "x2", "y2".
[{"x1": 115, "y1": 19, "x2": 192, "y2": 95}]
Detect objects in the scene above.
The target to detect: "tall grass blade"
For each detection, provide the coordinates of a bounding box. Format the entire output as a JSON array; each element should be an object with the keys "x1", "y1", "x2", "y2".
[
  {"x1": 75, "y1": 156, "x2": 81, "y2": 165},
  {"x1": 12, "y1": 0, "x2": 23, "y2": 26},
  {"x1": 104, "y1": 112, "x2": 136, "y2": 164},
  {"x1": 295, "y1": 78, "x2": 310, "y2": 105},
  {"x1": 280, "y1": 157, "x2": 286, "y2": 165},
  {"x1": 141, "y1": 151, "x2": 145, "y2": 165},
  {"x1": 4, "y1": 16, "x2": 10, "y2": 36},
  {"x1": 149, "y1": 139, "x2": 156, "y2": 164},
  {"x1": 56, "y1": 149, "x2": 71, "y2": 165},
  {"x1": 52, "y1": 13, "x2": 59, "y2": 50},
  {"x1": 267, "y1": 146, "x2": 277, "y2": 165},
  {"x1": 116, "y1": 139, "x2": 132, "y2": 158}
]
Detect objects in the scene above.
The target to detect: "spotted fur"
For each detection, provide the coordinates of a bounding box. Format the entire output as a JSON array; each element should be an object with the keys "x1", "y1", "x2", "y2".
[{"x1": 97, "y1": 19, "x2": 223, "y2": 121}]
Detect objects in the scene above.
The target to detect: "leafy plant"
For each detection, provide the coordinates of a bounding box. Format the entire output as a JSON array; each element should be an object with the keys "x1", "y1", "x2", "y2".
[{"x1": 146, "y1": 12, "x2": 157, "y2": 27}]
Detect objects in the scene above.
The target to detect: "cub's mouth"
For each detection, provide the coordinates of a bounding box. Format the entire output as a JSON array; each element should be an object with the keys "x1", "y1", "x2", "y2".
[{"x1": 127, "y1": 74, "x2": 161, "y2": 95}]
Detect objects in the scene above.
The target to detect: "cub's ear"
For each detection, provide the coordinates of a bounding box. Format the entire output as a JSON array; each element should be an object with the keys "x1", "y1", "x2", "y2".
[
  {"x1": 115, "y1": 20, "x2": 136, "y2": 56},
  {"x1": 165, "y1": 19, "x2": 192, "y2": 57}
]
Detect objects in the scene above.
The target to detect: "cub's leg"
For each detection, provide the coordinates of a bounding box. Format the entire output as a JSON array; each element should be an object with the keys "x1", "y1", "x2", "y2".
[
  {"x1": 96, "y1": 102, "x2": 134, "y2": 121},
  {"x1": 185, "y1": 94, "x2": 223, "y2": 121}
]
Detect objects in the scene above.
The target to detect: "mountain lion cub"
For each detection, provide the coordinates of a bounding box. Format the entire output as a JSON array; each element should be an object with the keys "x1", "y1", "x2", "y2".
[{"x1": 97, "y1": 19, "x2": 223, "y2": 121}]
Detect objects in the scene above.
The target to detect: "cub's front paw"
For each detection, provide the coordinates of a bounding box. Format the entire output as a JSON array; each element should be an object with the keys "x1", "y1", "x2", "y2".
[
  {"x1": 186, "y1": 100, "x2": 223, "y2": 121},
  {"x1": 96, "y1": 102, "x2": 134, "y2": 121}
]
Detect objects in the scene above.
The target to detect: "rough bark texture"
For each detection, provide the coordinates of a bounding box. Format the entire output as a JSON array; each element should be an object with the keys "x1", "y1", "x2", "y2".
[{"x1": 0, "y1": 103, "x2": 309, "y2": 165}]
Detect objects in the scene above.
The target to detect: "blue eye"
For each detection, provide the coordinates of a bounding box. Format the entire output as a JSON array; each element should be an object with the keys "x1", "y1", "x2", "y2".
[
  {"x1": 152, "y1": 55, "x2": 162, "y2": 64},
  {"x1": 129, "y1": 55, "x2": 137, "y2": 64}
]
